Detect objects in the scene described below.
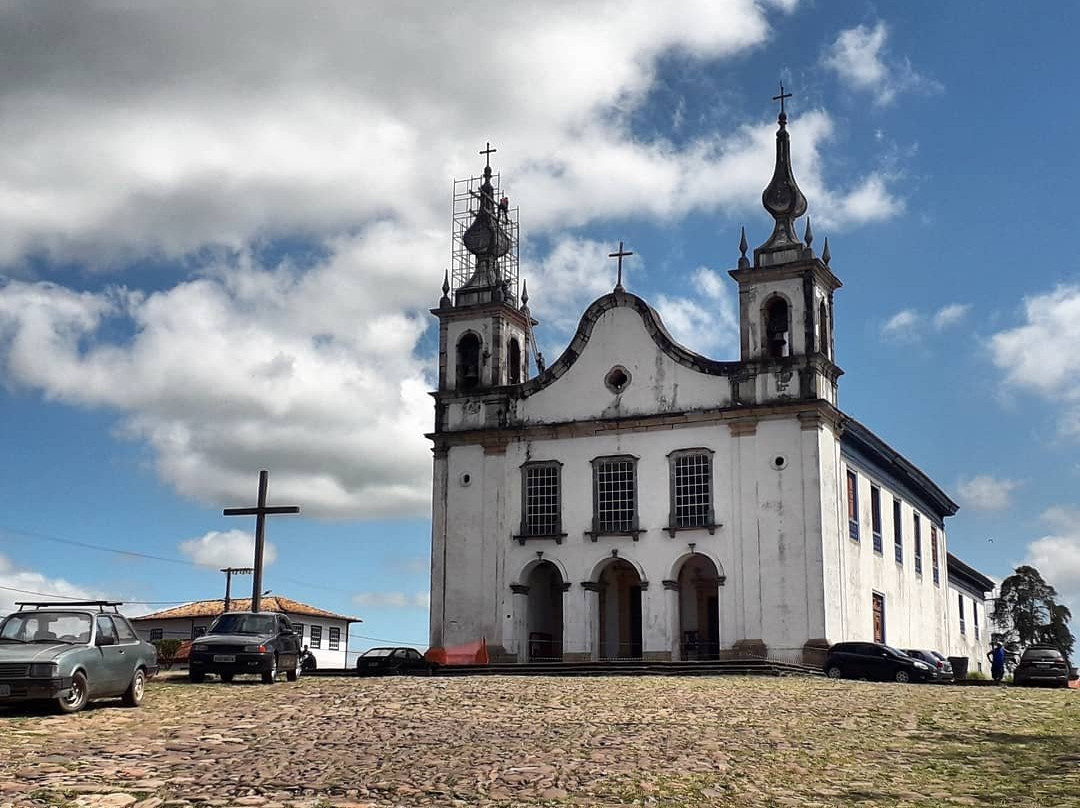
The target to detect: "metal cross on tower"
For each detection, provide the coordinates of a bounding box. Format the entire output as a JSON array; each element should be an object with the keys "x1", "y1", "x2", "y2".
[
  {"x1": 608, "y1": 241, "x2": 633, "y2": 292},
  {"x1": 480, "y1": 141, "x2": 497, "y2": 168},
  {"x1": 223, "y1": 470, "x2": 300, "y2": 613},
  {"x1": 772, "y1": 83, "x2": 792, "y2": 116}
]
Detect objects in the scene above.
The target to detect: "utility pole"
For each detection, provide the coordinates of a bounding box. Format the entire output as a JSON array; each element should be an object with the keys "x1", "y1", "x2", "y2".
[
  {"x1": 220, "y1": 567, "x2": 254, "y2": 612},
  {"x1": 223, "y1": 470, "x2": 301, "y2": 613}
]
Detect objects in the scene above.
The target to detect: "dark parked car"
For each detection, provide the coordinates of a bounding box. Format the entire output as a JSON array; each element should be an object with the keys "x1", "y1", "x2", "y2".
[
  {"x1": 0, "y1": 601, "x2": 158, "y2": 713},
  {"x1": 824, "y1": 641, "x2": 934, "y2": 683},
  {"x1": 355, "y1": 647, "x2": 438, "y2": 676},
  {"x1": 903, "y1": 649, "x2": 954, "y2": 682},
  {"x1": 188, "y1": 611, "x2": 301, "y2": 684},
  {"x1": 1013, "y1": 646, "x2": 1070, "y2": 688}
]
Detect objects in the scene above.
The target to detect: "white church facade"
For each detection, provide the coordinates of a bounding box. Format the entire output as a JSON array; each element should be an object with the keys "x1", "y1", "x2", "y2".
[{"x1": 428, "y1": 102, "x2": 992, "y2": 667}]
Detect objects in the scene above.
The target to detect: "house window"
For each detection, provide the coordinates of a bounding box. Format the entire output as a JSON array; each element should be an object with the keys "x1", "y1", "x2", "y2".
[
  {"x1": 893, "y1": 498, "x2": 903, "y2": 564},
  {"x1": 456, "y1": 333, "x2": 481, "y2": 390},
  {"x1": 294, "y1": 623, "x2": 304, "y2": 642},
  {"x1": 193, "y1": 626, "x2": 207, "y2": 638},
  {"x1": 931, "y1": 526, "x2": 941, "y2": 585},
  {"x1": 958, "y1": 593, "x2": 966, "y2": 636},
  {"x1": 974, "y1": 605, "x2": 980, "y2": 640},
  {"x1": 846, "y1": 470, "x2": 859, "y2": 541},
  {"x1": 765, "y1": 297, "x2": 790, "y2": 358},
  {"x1": 508, "y1": 338, "x2": 522, "y2": 384},
  {"x1": 521, "y1": 462, "x2": 562, "y2": 536},
  {"x1": 872, "y1": 592, "x2": 886, "y2": 644},
  {"x1": 329, "y1": 627, "x2": 341, "y2": 651},
  {"x1": 669, "y1": 450, "x2": 714, "y2": 530},
  {"x1": 914, "y1": 514, "x2": 923, "y2": 574},
  {"x1": 310, "y1": 625, "x2": 322, "y2": 649},
  {"x1": 871, "y1": 486, "x2": 883, "y2": 554},
  {"x1": 149, "y1": 628, "x2": 163, "y2": 641},
  {"x1": 592, "y1": 456, "x2": 638, "y2": 534},
  {"x1": 818, "y1": 300, "x2": 829, "y2": 358}
]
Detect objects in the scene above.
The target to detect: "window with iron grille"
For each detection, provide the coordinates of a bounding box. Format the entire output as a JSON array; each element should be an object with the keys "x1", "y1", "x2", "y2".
[
  {"x1": 310, "y1": 624, "x2": 322, "y2": 649},
  {"x1": 149, "y1": 628, "x2": 163, "y2": 641},
  {"x1": 328, "y1": 626, "x2": 341, "y2": 651},
  {"x1": 871, "y1": 485, "x2": 883, "y2": 554},
  {"x1": 846, "y1": 470, "x2": 859, "y2": 541},
  {"x1": 592, "y1": 456, "x2": 637, "y2": 533},
  {"x1": 958, "y1": 593, "x2": 966, "y2": 635},
  {"x1": 893, "y1": 498, "x2": 903, "y2": 564},
  {"x1": 914, "y1": 514, "x2": 923, "y2": 574},
  {"x1": 974, "y1": 604, "x2": 980, "y2": 640},
  {"x1": 521, "y1": 462, "x2": 562, "y2": 536},
  {"x1": 294, "y1": 623, "x2": 304, "y2": 642},
  {"x1": 669, "y1": 450, "x2": 714, "y2": 531},
  {"x1": 931, "y1": 525, "x2": 940, "y2": 585}
]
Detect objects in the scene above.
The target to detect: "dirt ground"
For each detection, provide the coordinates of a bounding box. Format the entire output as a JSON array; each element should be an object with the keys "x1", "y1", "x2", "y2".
[{"x1": 1, "y1": 674, "x2": 1077, "y2": 808}]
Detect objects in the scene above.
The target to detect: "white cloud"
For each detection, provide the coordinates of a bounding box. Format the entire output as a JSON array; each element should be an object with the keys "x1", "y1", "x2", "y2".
[
  {"x1": 352, "y1": 592, "x2": 430, "y2": 609},
  {"x1": 881, "y1": 302, "x2": 970, "y2": 341},
  {"x1": 0, "y1": 2, "x2": 913, "y2": 519},
  {"x1": 655, "y1": 267, "x2": 740, "y2": 357},
  {"x1": 956, "y1": 475, "x2": 1022, "y2": 512},
  {"x1": 178, "y1": 530, "x2": 278, "y2": 569},
  {"x1": 823, "y1": 21, "x2": 943, "y2": 106},
  {"x1": 0, "y1": 553, "x2": 98, "y2": 616}
]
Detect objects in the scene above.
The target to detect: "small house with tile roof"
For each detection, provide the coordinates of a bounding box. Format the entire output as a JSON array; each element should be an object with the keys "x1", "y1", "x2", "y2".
[{"x1": 132, "y1": 595, "x2": 360, "y2": 669}]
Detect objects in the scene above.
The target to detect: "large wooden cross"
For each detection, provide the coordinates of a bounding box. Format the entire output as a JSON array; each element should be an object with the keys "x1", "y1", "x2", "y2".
[
  {"x1": 223, "y1": 470, "x2": 300, "y2": 613},
  {"x1": 608, "y1": 241, "x2": 633, "y2": 292}
]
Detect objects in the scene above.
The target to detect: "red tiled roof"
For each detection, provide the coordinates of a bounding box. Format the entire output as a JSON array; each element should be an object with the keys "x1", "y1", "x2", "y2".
[{"x1": 131, "y1": 595, "x2": 360, "y2": 623}]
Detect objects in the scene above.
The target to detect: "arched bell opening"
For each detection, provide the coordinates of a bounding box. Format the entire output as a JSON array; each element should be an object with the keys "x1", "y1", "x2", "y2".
[
  {"x1": 677, "y1": 554, "x2": 721, "y2": 660},
  {"x1": 525, "y1": 561, "x2": 564, "y2": 661},
  {"x1": 596, "y1": 558, "x2": 643, "y2": 660},
  {"x1": 507, "y1": 337, "x2": 522, "y2": 385},
  {"x1": 456, "y1": 332, "x2": 482, "y2": 390},
  {"x1": 764, "y1": 297, "x2": 790, "y2": 359}
]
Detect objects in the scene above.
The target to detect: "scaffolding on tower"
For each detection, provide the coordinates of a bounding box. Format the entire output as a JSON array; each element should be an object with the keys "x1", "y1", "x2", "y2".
[{"x1": 450, "y1": 172, "x2": 520, "y2": 305}]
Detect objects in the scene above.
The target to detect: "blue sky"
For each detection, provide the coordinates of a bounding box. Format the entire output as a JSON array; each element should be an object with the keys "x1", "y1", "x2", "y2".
[{"x1": 1, "y1": 1, "x2": 1079, "y2": 652}]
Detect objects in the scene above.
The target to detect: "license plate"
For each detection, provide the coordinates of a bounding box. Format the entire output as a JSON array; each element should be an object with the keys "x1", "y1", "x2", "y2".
[
  {"x1": 213, "y1": 655, "x2": 236, "y2": 663},
  {"x1": 1036, "y1": 662, "x2": 1051, "y2": 668},
  {"x1": 0, "y1": 684, "x2": 10, "y2": 697}
]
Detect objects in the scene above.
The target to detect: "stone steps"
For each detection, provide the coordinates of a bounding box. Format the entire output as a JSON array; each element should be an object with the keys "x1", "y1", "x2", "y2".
[{"x1": 311, "y1": 658, "x2": 823, "y2": 678}]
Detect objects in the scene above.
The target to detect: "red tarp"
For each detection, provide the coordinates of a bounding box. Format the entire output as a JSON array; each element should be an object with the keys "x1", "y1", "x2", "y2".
[{"x1": 425, "y1": 637, "x2": 488, "y2": 666}]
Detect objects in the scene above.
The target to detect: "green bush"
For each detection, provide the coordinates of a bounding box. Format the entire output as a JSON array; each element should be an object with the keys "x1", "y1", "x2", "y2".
[
  {"x1": 966, "y1": 670, "x2": 988, "y2": 681},
  {"x1": 152, "y1": 639, "x2": 183, "y2": 669}
]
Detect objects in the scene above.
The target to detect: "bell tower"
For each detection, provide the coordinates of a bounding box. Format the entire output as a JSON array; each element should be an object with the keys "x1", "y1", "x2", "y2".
[
  {"x1": 729, "y1": 86, "x2": 843, "y2": 405},
  {"x1": 431, "y1": 144, "x2": 536, "y2": 432}
]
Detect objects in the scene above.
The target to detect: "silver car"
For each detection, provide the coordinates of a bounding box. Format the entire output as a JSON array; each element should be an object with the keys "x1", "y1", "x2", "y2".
[{"x1": 0, "y1": 601, "x2": 158, "y2": 713}]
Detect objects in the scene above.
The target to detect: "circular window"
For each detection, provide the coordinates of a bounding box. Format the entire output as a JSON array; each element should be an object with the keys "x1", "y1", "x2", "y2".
[
  {"x1": 460, "y1": 473, "x2": 472, "y2": 487},
  {"x1": 772, "y1": 455, "x2": 787, "y2": 470},
  {"x1": 605, "y1": 365, "x2": 632, "y2": 394}
]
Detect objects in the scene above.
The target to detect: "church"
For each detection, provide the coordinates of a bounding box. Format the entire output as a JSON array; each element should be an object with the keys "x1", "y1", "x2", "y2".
[{"x1": 427, "y1": 99, "x2": 993, "y2": 667}]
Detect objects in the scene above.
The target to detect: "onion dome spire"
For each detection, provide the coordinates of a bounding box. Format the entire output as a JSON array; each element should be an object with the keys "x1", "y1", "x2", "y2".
[
  {"x1": 461, "y1": 142, "x2": 511, "y2": 291},
  {"x1": 758, "y1": 83, "x2": 808, "y2": 257}
]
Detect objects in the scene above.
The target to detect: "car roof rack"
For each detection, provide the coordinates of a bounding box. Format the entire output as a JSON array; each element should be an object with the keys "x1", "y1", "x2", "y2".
[{"x1": 15, "y1": 601, "x2": 123, "y2": 613}]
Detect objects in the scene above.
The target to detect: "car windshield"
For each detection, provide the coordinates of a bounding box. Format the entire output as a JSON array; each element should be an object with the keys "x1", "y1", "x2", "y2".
[
  {"x1": 883, "y1": 645, "x2": 906, "y2": 658},
  {"x1": 361, "y1": 648, "x2": 395, "y2": 657},
  {"x1": 1022, "y1": 648, "x2": 1062, "y2": 660},
  {"x1": 207, "y1": 614, "x2": 277, "y2": 636},
  {"x1": 0, "y1": 612, "x2": 92, "y2": 644}
]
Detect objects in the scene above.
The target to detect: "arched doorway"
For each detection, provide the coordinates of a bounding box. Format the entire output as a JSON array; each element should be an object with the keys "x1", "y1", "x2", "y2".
[
  {"x1": 597, "y1": 559, "x2": 643, "y2": 660},
  {"x1": 677, "y1": 555, "x2": 721, "y2": 660},
  {"x1": 526, "y1": 562, "x2": 563, "y2": 661}
]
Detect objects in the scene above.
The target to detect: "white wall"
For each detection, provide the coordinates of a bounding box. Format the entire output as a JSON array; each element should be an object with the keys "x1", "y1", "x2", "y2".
[{"x1": 947, "y1": 584, "x2": 989, "y2": 675}]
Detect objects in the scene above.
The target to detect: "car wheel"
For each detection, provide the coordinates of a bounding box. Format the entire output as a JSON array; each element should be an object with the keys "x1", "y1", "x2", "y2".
[
  {"x1": 286, "y1": 659, "x2": 299, "y2": 682},
  {"x1": 826, "y1": 666, "x2": 843, "y2": 679},
  {"x1": 121, "y1": 668, "x2": 146, "y2": 707},
  {"x1": 261, "y1": 657, "x2": 278, "y2": 684},
  {"x1": 57, "y1": 671, "x2": 88, "y2": 714},
  {"x1": 895, "y1": 669, "x2": 911, "y2": 684},
  {"x1": 188, "y1": 671, "x2": 205, "y2": 684},
  {"x1": 220, "y1": 673, "x2": 234, "y2": 683}
]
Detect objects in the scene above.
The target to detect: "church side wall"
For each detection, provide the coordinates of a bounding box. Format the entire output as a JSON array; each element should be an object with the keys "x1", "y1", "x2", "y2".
[
  {"x1": 947, "y1": 582, "x2": 989, "y2": 675},
  {"x1": 838, "y1": 452, "x2": 953, "y2": 652}
]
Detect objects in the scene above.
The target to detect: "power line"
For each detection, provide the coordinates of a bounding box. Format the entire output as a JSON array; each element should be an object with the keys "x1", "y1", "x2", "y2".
[
  {"x1": 349, "y1": 632, "x2": 427, "y2": 646},
  {"x1": 0, "y1": 583, "x2": 190, "y2": 605}
]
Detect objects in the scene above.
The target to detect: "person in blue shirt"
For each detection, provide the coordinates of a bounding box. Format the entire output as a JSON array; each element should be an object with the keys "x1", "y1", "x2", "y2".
[{"x1": 987, "y1": 643, "x2": 1006, "y2": 683}]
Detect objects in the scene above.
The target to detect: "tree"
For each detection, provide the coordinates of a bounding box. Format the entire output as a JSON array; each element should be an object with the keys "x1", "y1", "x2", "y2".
[{"x1": 991, "y1": 565, "x2": 1074, "y2": 659}]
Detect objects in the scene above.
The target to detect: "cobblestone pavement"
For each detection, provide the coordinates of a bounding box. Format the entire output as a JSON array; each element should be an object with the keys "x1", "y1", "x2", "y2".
[{"x1": 1, "y1": 675, "x2": 1077, "y2": 808}]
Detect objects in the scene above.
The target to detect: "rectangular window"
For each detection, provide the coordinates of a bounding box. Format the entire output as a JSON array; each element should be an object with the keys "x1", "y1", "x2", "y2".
[
  {"x1": 294, "y1": 623, "x2": 304, "y2": 642},
  {"x1": 893, "y1": 498, "x2": 903, "y2": 564},
  {"x1": 522, "y1": 462, "x2": 562, "y2": 536},
  {"x1": 974, "y1": 605, "x2": 980, "y2": 640},
  {"x1": 310, "y1": 625, "x2": 322, "y2": 649},
  {"x1": 193, "y1": 626, "x2": 207, "y2": 638},
  {"x1": 931, "y1": 526, "x2": 940, "y2": 585},
  {"x1": 871, "y1": 486, "x2": 883, "y2": 553},
  {"x1": 959, "y1": 593, "x2": 966, "y2": 635},
  {"x1": 872, "y1": 592, "x2": 886, "y2": 644},
  {"x1": 846, "y1": 470, "x2": 859, "y2": 541},
  {"x1": 149, "y1": 628, "x2": 163, "y2": 641},
  {"x1": 914, "y1": 514, "x2": 923, "y2": 574},
  {"x1": 328, "y1": 626, "x2": 341, "y2": 651},
  {"x1": 670, "y1": 450, "x2": 713, "y2": 530},
  {"x1": 593, "y1": 456, "x2": 637, "y2": 533}
]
